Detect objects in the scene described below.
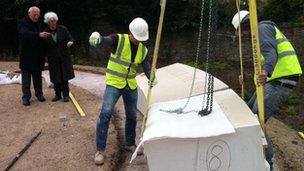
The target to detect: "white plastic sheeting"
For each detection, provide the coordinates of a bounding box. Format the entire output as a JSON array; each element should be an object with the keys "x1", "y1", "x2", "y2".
[
  {"x1": 131, "y1": 94, "x2": 235, "y2": 162},
  {"x1": 0, "y1": 71, "x2": 21, "y2": 85}
]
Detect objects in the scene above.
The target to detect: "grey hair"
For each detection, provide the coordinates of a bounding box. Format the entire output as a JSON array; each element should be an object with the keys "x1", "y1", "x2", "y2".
[{"x1": 44, "y1": 12, "x2": 58, "y2": 24}]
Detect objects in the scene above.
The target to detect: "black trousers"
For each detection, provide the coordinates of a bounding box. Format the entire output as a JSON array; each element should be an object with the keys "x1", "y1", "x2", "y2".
[
  {"x1": 21, "y1": 70, "x2": 43, "y2": 100},
  {"x1": 54, "y1": 81, "x2": 69, "y2": 98}
]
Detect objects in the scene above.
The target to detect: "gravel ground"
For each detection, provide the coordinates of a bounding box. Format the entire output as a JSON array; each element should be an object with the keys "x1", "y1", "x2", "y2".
[{"x1": 1, "y1": 61, "x2": 303, "y2": 171}]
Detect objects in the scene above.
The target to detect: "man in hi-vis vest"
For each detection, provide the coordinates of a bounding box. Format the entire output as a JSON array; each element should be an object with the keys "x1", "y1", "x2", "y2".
[
  {"x1": 89, "y1": 17, "x2": 157, "y2": 165},
  {"x1": 232, "y1": 11, "x2": 302, "y2": 170}
]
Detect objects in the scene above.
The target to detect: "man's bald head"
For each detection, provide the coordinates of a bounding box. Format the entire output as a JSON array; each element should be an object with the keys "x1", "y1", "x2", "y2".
[{"x1": 28, "y1": 6, "x2": 40, "y2": 23}]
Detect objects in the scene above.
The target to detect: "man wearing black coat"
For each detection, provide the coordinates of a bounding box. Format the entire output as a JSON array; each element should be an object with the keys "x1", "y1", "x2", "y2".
[{"x1": 18, "y1": 6, "x2": 50, "y2": 106}]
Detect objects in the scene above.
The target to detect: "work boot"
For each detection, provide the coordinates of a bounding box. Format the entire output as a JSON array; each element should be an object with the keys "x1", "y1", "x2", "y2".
[
  {"x1": 124, "y1": 145, "x2": 144, "y2": 155},
  {"x1": 94, "y1": 151, "x2": 105, "y2": 165},
  {"x1": 63, "y1": 96, "x2": 69, "y2": 102},
  {"x1": 52, "y1": 96, "x2": 61, "y2": 102},
  {"x1": 37, "y1": 95, "x2": 46, "y2": 102},
  {"x1": 22, "y1": 99, "x2": 30, "y2": 106}
]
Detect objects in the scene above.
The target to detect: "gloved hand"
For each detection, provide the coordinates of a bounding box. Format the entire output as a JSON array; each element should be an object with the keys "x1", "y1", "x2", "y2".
[
  {"x1": 89, "y1": 32, "x2": 101, "y2": 47},
  {"x1": 148, "y1": 78, "x2": 158, "y2": 87},
  {"x1": 67, "y1": 41, "x2": 74, "y2": 48}
]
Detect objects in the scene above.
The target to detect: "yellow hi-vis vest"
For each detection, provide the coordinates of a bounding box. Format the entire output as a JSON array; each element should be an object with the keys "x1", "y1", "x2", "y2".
[
  {"x1": 106, "y1": 34, "x2": 148, "y2": 90},
  {"x1": 261, "y1": 27, "x2": 302, "y2": 82}
]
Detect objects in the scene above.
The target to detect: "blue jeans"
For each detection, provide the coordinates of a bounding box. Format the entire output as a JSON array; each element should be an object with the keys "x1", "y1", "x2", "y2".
[
  {"x1": 247, "y1": 83, "x2": 292, "y2": 169},
  {"x1": 96, "y1": 85, "x2": 138, "y2": 151}
]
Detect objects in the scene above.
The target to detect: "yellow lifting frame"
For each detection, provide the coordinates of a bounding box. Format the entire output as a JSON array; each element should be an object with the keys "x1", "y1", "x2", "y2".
[{"x1": 249, "y1": 0, "x2": 265, "y2": 132}]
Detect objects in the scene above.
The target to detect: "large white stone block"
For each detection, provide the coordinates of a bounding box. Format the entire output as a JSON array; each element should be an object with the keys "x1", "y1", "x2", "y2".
[{"x1": 135, "y1": 63, "x2": 267, "y2": 171}]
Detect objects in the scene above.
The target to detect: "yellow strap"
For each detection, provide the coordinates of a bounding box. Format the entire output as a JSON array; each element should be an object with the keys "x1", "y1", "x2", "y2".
[
  {"x1": 140, "y1": 0, "x2": 167, "y2": 138},
  {"x1": 236, "y1": 0, "x2": 245, "y2": 99},
  {"x1": 249, "y1": 0, "x2": 265, "y2": 132}
]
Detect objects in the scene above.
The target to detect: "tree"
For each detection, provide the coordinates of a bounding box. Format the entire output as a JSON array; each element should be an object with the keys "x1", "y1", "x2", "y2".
[{"x1": 263, "y1": 0, "x2": 304, "y2": 23}]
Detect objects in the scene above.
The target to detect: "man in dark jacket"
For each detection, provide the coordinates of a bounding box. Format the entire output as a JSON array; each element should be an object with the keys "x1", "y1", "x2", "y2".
[{"x1": 18, "y1": 6, "x2": 50, "y2": 106}]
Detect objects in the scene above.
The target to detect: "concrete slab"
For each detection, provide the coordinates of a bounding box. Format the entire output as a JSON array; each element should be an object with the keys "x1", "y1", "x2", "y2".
[
  {"x1": 69, "y1": 71, "x2": 105, "y2": 96},
  {"x1": 213, "y1": 89, "x2": 259, "y2": 128},
  {"x1": 42, "y1": 71, "x2": 105, "y2": 96}
]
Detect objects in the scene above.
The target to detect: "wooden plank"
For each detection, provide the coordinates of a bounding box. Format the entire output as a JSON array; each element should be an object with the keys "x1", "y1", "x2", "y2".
[
  {"x1": 69, "y1": 92, "x2": 86, "y2": 117},
  {"x1": 299, "y1": 132, "x2": 304, "y2": 139}
]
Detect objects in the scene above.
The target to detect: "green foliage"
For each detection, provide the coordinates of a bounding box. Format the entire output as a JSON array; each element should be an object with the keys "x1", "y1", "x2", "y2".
[
  {"x1": 164, "y1": 0, "x2": 201, "y2": 31},
  {"x1": 162, "y1": 43, "x2": 173, "y2": 64},
  {"x1": 243, "y1": 88, "x2": 251, "y2": 101},
  {"x1": 100, "y1": 0, "x2": 159, "y2": 27},
  {"x1": 1, "y1": 0, "x2": 304, "y2": 59},
  {"x1": 72, "y1": 56, "x2": 103, "y2": 67},
  {"x1": 99, "y1": 0, "x2": 203, "y2": 31},
  {"x1": 286, "y1": 106, "x2": 298, "y2": 116},
  {"x1": 262, "y1": 0, "x2": 304, "y2": 23},
  {"x1": 285, "y1": 93, "x2": 301, "y2": 105},
  {"x1": 284, "y1": 77, "x2": 303, "y2": 119},
  {"x1": 212, "y1": 61, "x2": 230, "y2": 71},
  {"x1": 217, "y1": 0, "x2": 241, "y2": 27},
  {"x1": 181, "y1": 59, "x2": 230, "y2": 71},
  {"x1": 181, "y1": 59, "x2": 204, "y2": 69}
]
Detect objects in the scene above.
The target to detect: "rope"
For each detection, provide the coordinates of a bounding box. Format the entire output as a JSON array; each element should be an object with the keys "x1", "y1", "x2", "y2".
[
  {"x1": 140, "y1": 0, "x2": 168, "y2": 137},
  {"x1": 236, "y1": 0, "x2": 245, "y2": 99}
]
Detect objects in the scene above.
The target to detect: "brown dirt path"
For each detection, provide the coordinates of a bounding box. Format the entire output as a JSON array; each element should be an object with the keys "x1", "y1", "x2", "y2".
[
  {"x1": 0, "y1": 68, "x2": 119, "y2": 170},
  {"x1": 267, "y1": 118, "x2": 304, "y2": 171},
  {"x1": 0, "y1": 61, "x2": 148, "y2": 171}
]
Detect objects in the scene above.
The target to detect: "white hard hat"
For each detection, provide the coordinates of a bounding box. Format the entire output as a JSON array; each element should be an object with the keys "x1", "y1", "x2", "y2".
[
  {"x1": 129, "y1": 17, "x2": 149, "y2": 41},
  {"x1": 231, "y1": 10, "x2": 249, "y2": 30}
]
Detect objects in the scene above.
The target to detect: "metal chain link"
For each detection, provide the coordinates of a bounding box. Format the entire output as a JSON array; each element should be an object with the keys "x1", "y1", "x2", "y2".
[
  {"x1": 208, "y1": 0, "x2": 217, "y2": 114},
  {"x1": 160, "y1": 0, "x2": 206, "y2": 114},
  {"x1": 199, "y1": 0, "x2": 214, "y2": 116},
  {"x1": 161, "y1": 0, "x2": 215, "y2": 116}
]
